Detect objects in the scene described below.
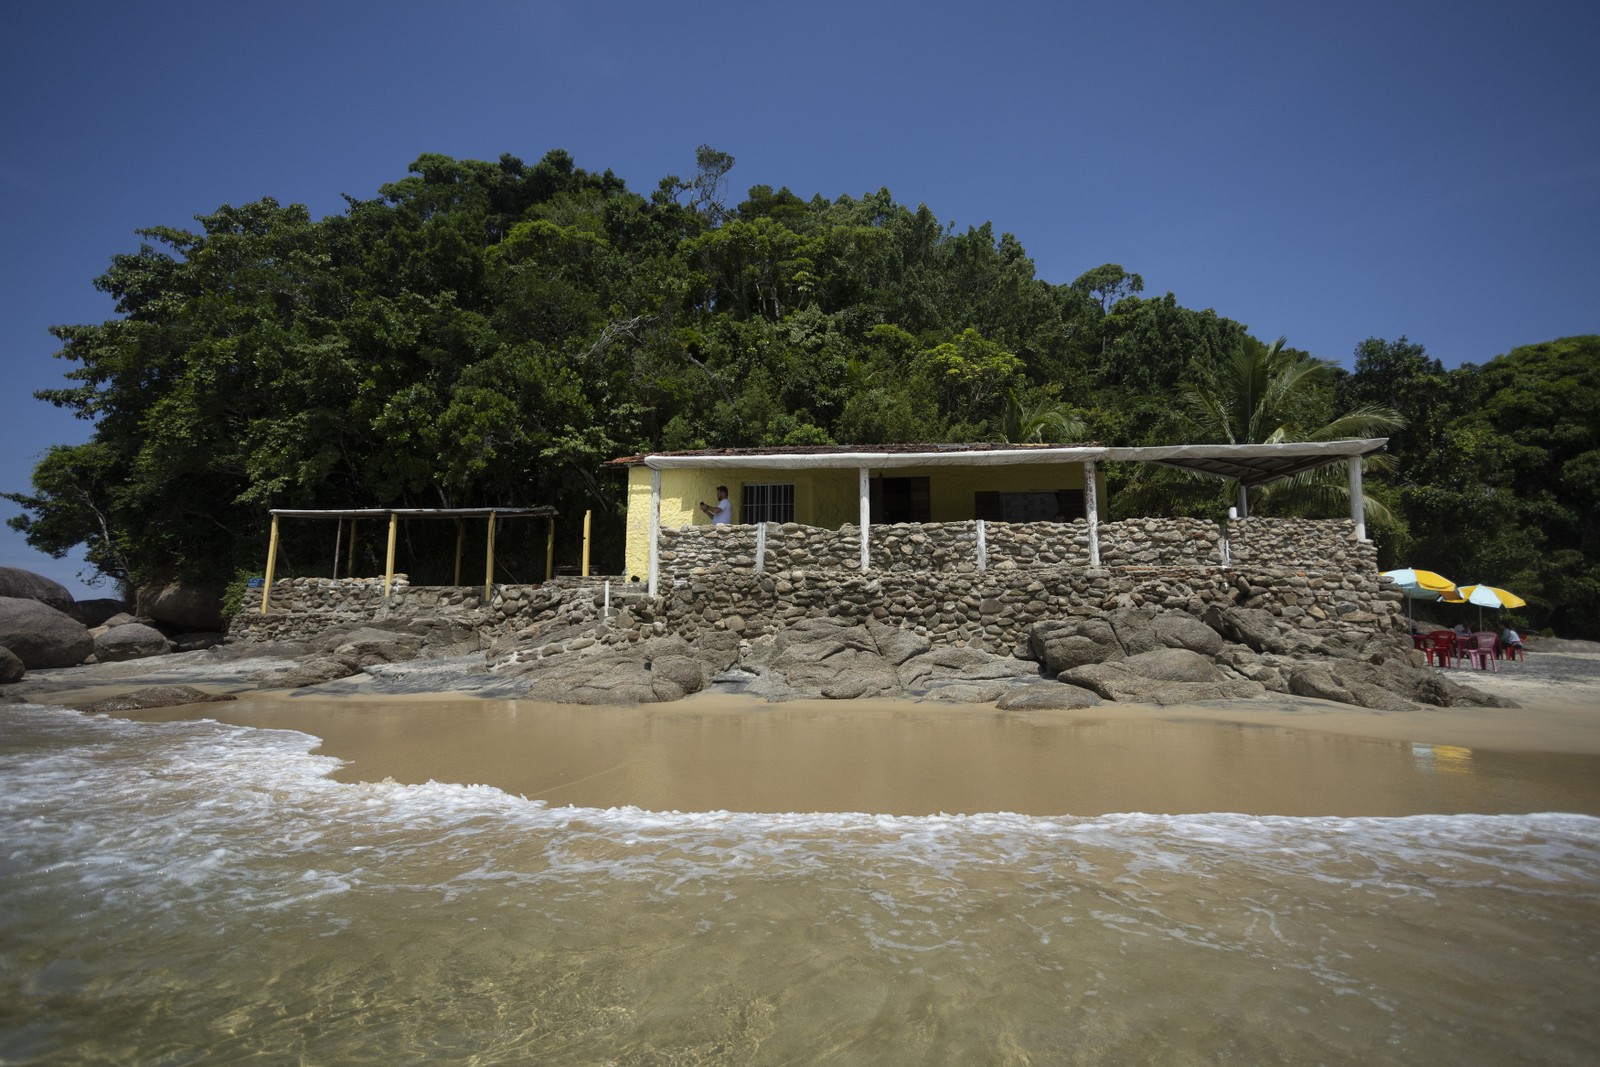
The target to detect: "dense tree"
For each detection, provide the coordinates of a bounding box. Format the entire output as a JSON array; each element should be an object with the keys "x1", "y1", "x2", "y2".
[{"x1": 8, "y1": 147, "x2": 1595, "y2": 633}]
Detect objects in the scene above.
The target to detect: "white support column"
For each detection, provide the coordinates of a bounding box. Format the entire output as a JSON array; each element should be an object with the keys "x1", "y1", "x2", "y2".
[
  {"x1": 1348, "y1": 458, "x2": 1367, "y2": 541},
  {"x1": 858, "y1": 466, "x2": 871, "y2": 573},
  {"x1": 976, "y1": 520, "x2": 988, "y2": 572},
  {"x1": 647, "y1": 467, "x2": 662, "y2": 597},
  {"x1": 755, "y1": 521, "x2": 768, "y2": 572},
  {"x1": 1084, "y1": 460, "x2": 1101, "y2": 567},
  {"x1": 1236, "y1": 482, "x2": 1249, "y2": 520}
]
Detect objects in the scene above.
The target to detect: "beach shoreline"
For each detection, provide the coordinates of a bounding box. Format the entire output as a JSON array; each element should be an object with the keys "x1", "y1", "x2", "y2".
[{"x1": 78, "y1": 650, "x2": 1599, "y2": 819}]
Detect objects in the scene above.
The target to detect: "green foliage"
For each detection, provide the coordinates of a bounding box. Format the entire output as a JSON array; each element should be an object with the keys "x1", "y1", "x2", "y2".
[{"x1": 9, "y1": 145, "x2": 1597, "y2": 634}]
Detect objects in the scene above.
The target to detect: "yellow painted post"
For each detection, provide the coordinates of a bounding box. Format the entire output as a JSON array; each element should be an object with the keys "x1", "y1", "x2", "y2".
[
  {"x1": 483, "y1": 513, "x2": 497, "y2": 601},
  {"x1": 453, "y1": 520, "x2": 464, "y2": 586},
  {"x1": 260, "y1": 513, "x2": 281, "y2": 614},
  {"x1": 347, "y1": 519, "x2": 358, "y2": 576},
  {"x1": 581, "y1": 509, "x2": 592, "y2": 577},
  {"x1": 384, "y1": 513, "x2": 398, "y2": 596},
  {"x1": 545, "y1": 517, "x2": 555, "y2": 581}
]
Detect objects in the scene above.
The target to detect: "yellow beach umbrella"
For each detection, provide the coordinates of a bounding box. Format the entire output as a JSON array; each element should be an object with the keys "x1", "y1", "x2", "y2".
[
  {"x1": 1380, "y1": 568, "x2": 1458, "y2": 625},
  {"x1": 1441, "y1": 583, "x2": 1526, "y2": 630}
]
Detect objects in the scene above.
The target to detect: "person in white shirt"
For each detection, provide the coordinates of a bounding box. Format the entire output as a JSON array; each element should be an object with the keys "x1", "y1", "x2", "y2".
[{"x1": 699, "y1": 485, "x2": 732, "y2": 525}]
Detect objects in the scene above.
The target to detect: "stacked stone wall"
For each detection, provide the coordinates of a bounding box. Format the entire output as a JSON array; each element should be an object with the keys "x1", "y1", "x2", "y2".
[
  {"x1": 660, "y1": 516, "x2": 1358, "y2": 576},
  {"x1": 229, "y1": 519, "x2": 1392, "y2": 658}
]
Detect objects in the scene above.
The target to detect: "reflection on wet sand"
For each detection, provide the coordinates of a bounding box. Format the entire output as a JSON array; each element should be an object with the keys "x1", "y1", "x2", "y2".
[{"x1": 125, "y1": 690, "x2": 1600, "y2": 817}]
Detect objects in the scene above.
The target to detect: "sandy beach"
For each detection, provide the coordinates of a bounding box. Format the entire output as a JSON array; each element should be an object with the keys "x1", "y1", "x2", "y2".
[{"x1": 104, "y1": 645, "x2": 1600, "y2": 818}]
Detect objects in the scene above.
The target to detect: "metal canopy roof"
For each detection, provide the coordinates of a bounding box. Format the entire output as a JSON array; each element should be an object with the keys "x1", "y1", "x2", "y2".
[{"x1": 613, "y1": 440, "x2": 1387, "y2": 488}]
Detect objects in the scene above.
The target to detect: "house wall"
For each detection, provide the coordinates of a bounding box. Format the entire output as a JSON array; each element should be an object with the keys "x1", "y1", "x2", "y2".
[{"x1": 623, "y1": 461, "x2": 1105, "y2": 580}]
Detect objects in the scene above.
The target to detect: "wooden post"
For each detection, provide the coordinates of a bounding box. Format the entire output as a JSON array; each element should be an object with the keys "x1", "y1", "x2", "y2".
[
  {"x1": 648, "y1": 467, "x2": 661, "y2": 596},
  {"x1": 858, "y1": 466, "x2": 870, "y2": 573},
  {"x1": 582, "y1": 509, "x2": 592, "y2": 577},
  {"x1": 483, "y1": 512, "x2": 497, "y2": 601},
  {"x1": 260, "y1": 513, "x2": 281, "y2": 614},
  {"x1": 332, "y1": 518, "x2": 343, "y2": 580},
  {"x1": 1084, "y1": 460, "x2": 1101, "y2": 567},
  {"x1": 1236, "y1": 482, "x2": 1249, "y2": 520},
  {"x1": 1348, "y1": 458, "x2": 1367, "y2": 541},
  {"x1": 383, "y1": 512, "x2": 398, "y2": 596},
  {"x1": 453, "y1": 520, "x2": 464, "y2": 586},
  {"x1": 545, "y1": 517, "x2": 555, "y2": 581},
  {"x1": 347, "y1": 519, "x2": 358, "y2": 576}
]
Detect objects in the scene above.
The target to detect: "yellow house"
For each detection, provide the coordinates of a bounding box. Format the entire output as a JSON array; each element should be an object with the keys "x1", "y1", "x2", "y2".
[{"x1": 611, "y1": 440, "x2": 1389, "y2": 591}]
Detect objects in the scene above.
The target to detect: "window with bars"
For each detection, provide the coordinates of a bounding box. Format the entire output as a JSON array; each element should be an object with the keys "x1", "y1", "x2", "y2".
[{"x1": 741, "y1": 483, "x2": 795, "y2": 524}]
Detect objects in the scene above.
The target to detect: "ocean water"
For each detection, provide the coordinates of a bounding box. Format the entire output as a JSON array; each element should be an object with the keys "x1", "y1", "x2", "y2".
[{"x1": 3, "y1": 703, "x2": 1598, "y2": 1065}]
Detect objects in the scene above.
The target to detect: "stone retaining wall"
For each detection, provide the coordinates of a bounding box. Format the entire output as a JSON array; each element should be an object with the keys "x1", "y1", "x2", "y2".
[
  {"x1": 629, "y1": 562, "x2": 1400, "y2": 659},
  {"x1": 660, "y1": 517, "x2": 1366, "y2": 575},
  {"x1": 229, "y1": 518, "x2": 1389, "y2": 658}
]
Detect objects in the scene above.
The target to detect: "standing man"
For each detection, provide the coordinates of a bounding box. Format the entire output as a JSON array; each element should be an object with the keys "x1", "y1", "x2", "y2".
[{"x1": 699, "y1": 485, "x2": 732, "y2": 525}]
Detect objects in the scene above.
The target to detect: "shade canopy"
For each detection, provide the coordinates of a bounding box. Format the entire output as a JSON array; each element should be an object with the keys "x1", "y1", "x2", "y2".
[
  {"x1": 613, "y1": 439, "x2": 1388, "y2": 489},
  {"x1": 1442, "y1": 584, "x2": 1526, "y2": 609}
]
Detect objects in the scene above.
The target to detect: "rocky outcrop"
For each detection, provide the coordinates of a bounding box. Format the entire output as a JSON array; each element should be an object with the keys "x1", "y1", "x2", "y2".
[
  {"x1": 0, "y1": 567, "x2": 74, "y2": 613},
  {"x1": 76, "y1": 685, "x2": 236, "y2": 715},
  {"x1": 136, "y1": 581, "x2": 227, "y2": 632},
  {"x1": 70, "y1": 598, "x2": 132, "y2": 628},
  {"x1": 94, "y1": 623, "x2": 173, "y2": 662},
  {"x1": 0, "y1": 597, "x2": 93, "y2": 669},
  {"x1": 492, "y1": 635, "x2": 724, "y2": 704},
  {"x1": 0, "y1": 645, "x2": 24, "y2": 683}
]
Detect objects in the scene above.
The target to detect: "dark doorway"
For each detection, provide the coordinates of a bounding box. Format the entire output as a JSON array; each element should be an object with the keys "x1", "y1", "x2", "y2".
[{"x1": 871, "y1": 476, "x2": 931, "y2": 524}]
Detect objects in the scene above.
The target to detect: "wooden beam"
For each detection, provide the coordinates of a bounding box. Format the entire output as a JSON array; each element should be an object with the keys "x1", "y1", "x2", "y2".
[
  {"x1": 581, "y1": 509, "x2": 592, "y2": 577},
  {"x1": 383, "y1": 513, "x2": 398, "y2": 596},
  {"x1": 260, "y1": 513, "x2": 281, "y2": 614},
  {"x1": 484, "y1": 512, "x2": 497, "y2": 601},
  {"x1": 453, "y1": 520, "x2": 464, "y2": 586},
  {"x1": 545, "y1": 517, "x2": 555, "y2": 581}
]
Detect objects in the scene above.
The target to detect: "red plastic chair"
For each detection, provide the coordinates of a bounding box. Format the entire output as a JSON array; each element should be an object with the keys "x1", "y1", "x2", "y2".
[
  {"x1": 1412, "y1": 634, "x2": 1445, "y2": 668},
  {"x1": 1426, "y1": 631, "x2": 1460, "y2": 667},
  {"x1": 1462, "y1": 632, "x2": 1498, "y2": 672},
  {"x1": 1500, "y1": 639, "x2": 1525, "y2": 662}
]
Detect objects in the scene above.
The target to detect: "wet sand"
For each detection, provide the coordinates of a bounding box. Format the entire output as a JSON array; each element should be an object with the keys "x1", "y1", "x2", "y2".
[{"x1": 119, "y1": 657, "x2": 1600, "y2": 817}]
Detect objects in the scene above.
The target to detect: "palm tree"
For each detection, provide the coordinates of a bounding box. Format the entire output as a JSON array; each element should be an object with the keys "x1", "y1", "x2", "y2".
[
  {"x1": 1120, "y1": 337, "x2": 1404, "y2": 521},
  {"x1": 992, "y1": 392, "x2": 1088, "y2": 444}
]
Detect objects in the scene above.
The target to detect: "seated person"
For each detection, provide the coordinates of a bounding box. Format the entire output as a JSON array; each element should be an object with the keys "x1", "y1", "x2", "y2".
[
  {"x1": 1500, "y1": 626, "x2": 1524, "y2": 652},
  {"x1": 1453, "y1": 622, "x2": 1469, "y2": 638},
  {"x1": 698, "y1": 485, "x2": 732, "y2": 525}
]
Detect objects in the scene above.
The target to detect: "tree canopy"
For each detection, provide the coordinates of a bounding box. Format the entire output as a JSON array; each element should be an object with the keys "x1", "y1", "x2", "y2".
[{"x1": 8, "y1": 148, "x2": 1596, "y2": 635}]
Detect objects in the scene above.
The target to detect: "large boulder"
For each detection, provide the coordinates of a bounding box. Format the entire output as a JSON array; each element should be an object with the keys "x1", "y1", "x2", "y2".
[
  {"x1": 70, "y1": 597, "x2": 133, "y2": 628},
  {"x1": 0, "y1": 596, "x2": 93, "y2": 668},
  {"x1": 0, "y1": 567, "x2": 74, "y2": 613},
  {"x1": 997, "y1": 684, "x2": 1102, "y2": 710},
  {"x1": 1059, "y1": 659, "x2": 1264, "y2": 705},
  {"x1": 499, "y1": 636, "x2": 712, "y2": 704},
  {"x1": 135, "y1": 581, "x2": 227, "y2": 632},
  {"x1": 94, "y1": 623, "x2": 173, "y2": 662},
  {"x1": 1106, "y1": 608, "x2": 1161, "y2": 655},
  {"x1": 1153, "y1": 613, "x2": 1225, "y2": 656},
  {"x1": 759, "y1": 618, "x2": 900, "y2": 700},
  {"x1": 1026, "y1": 618, "x2": 1124, "y2": 674},
  {"x1": 0, "y1": 645, "x2": 24, "y2": 683},
  {"x1": 77, "y1": 686, "x2": 236, "y2": 714}
]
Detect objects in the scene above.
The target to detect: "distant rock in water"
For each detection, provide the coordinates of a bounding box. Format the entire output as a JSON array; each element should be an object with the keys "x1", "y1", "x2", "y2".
[
  {"x1": 0, "y1": 567, "x2": 74, "y2": 614},
  {"x1": 0, "y1": 596, "x2": 93, "y2": 669}
]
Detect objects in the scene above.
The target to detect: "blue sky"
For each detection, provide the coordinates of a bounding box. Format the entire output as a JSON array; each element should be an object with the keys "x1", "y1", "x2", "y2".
[{"x1": 3, "y1": 0, "x2": 1597, "y2": 595}]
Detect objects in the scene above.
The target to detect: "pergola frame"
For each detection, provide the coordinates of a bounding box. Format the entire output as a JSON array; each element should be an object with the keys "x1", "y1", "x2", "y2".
[
  {"x1": 628, "y1": 440, "x2": 1387, "y2": 595},
  {"x1": 259, "y1": 506, "x2": 558, "y2": 613}
]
